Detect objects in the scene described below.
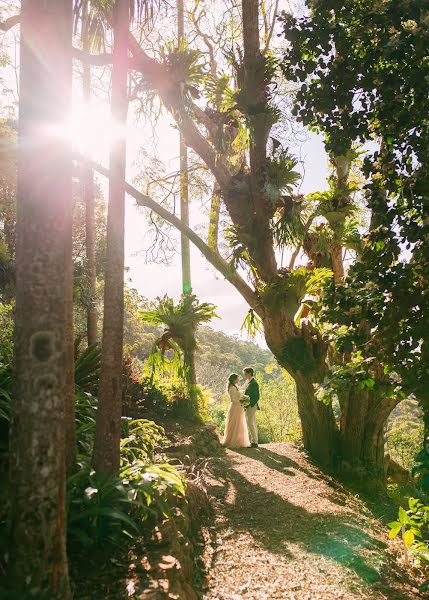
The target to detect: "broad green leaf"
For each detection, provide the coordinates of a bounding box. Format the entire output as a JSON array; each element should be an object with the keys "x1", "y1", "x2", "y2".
[{"x1": 403, "y1": 530, "x2": 415, "y2": 548}]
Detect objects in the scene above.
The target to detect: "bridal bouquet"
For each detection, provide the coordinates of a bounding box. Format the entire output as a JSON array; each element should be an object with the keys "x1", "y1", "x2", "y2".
[{"x1": 240, "y1": 394, "x2": 251, "y2": 409}]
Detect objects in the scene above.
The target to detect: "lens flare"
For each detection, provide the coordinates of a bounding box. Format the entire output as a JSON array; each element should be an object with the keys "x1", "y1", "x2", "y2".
[{"x1": 62, "y1": 100, "x2": 125, "y2": 160}]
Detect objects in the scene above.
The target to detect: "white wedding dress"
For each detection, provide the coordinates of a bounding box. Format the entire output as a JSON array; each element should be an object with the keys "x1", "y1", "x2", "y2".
[{"x1": 222, "y1": 385, "x2": 251, "y2": 448}]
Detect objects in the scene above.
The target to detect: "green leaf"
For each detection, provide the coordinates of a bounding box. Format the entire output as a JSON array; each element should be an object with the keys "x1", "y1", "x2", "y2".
[
  {"x1": 398, "y1": 506, "x2": 409, "y2": 525},
  {"x1": 388, "y1": 521, "x2": 402, "y2": 539},
  {"x1": 403, "y1": 530, "x2": 415, "y2": 548}
]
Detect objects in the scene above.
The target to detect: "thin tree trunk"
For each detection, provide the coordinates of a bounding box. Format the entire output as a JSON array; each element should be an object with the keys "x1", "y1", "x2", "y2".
[
  {"x1": 178, "y1": 0, "x2": 192, "y2": 294},
  {"x1": 208, "y1": 181, "x2": 221, "y2": 251},
  {"x1": 65, "y1": 191, "x2": 76, "y2": 476},
  {"x1": 93, "y1": 0, "x2": 129, "y2": 474},
  {"x1": 8, "y1": 0, "x2": 73, "y2": 595},
  {"x1": 3, "y1": 189, "x2": 15, "y2": 258},
  {"x1": 82, "y1": 0, "x2": 98, "y2": 346},
  {"x1": 184, "y1": 345, "x2": 197, "y2": 387}
]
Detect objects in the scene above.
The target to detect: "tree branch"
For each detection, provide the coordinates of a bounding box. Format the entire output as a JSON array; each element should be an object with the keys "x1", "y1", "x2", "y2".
[
  {"x1": 263, "y1": 0, "x2": 280, "y2": 53},
  {"x1": 72, "y1": 47, "x2": 115, "y2": 66},
  {"x1": 127, "y1": 34, "x2": 232, "y2": 192},
  {"x1": 86, "y1": 158, "x2": 262, "y2": 315},
  {"x1": 0, "y1": 14, "x2": 20, "y2": 32}
]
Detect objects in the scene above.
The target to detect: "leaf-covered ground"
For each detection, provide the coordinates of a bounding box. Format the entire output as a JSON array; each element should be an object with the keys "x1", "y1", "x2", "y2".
[{"x1": 202, "y1": 444, "x2": 424, "y2": 599}]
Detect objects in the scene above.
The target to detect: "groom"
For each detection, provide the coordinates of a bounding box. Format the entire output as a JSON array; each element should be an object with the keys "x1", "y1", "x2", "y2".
[{"x1": 243, "y1": 367, "x2": 260, "y2": 448}]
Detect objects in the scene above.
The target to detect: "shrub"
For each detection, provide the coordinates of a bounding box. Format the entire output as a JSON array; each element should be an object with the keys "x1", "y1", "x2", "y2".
[
  {"x1": 386, "y1": 422, "x2": 424, "y2": 472},
  {"x1": 68, "y1": 418, "x2": 185, "y2": 551}
]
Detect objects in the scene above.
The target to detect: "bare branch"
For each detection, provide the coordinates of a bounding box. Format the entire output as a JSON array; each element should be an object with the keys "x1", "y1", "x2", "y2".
[{"x1": 263, "y1": 0, "x2": 280, "y2": 53}]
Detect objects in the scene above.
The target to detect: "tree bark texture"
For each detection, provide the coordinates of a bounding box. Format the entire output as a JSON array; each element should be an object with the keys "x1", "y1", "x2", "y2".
[
  {"x1": 339, "y1": 387, "x2": 399, "y2": 480},
  {"x1": 8, "y1": 0, "x2": 73, "y2": 596},
  {"x1": 92, "y1": 0, "x2": 129, "y2": 474}
]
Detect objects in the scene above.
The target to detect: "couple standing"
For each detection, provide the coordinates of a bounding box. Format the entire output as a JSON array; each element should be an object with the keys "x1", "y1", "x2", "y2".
[{"x1": 222, "y1": 367, "x2": 260, "y2": 449}]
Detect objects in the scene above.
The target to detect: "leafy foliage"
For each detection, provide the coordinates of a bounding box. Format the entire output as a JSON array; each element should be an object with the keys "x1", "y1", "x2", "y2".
[
  {"x1": 389, "y1": 498, "x2": 429, "y2": 570},
  {"x1": 140, "y1": 294, "x2": 217, "y2": 386},
  {"x1": 282, "y1": 0, "x2": 429, "y2": 410},
  {"x1": 260, "y1": 267, "x2": 332, "y2": 317},
  {"x1": 75, "y1": 343, "x2": 101, "y2": 393},
  {"x1": 68, "y1": 395, "x2": 185, "y2": 550}
]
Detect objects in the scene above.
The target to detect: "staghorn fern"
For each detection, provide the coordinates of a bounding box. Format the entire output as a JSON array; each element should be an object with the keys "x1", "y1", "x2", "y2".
[{"x1": 140, "y1": 294, "x2": 218, "y2": 382}]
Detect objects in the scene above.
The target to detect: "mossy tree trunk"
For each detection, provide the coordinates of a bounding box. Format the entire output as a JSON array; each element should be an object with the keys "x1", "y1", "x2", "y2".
[
  {"x1": 8, "y1": 0, "x2": 73, "y2": 596},
  {"x1": 264, "y1": 310, "x2": 338, "y2": 468},
  {"x1": 93, "y1": 0, "x2": 129, "y2": 474}
]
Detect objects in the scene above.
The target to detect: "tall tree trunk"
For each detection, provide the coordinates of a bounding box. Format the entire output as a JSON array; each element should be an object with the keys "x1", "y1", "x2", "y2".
[
  {"x1": 177, "y1": 0, "x2": 192, "y2": 295},
  {"x1": 93, "y1": 0, "x2": 129, "y2": 474},
  {"x1": 82, "y1": 0, "x2": 98, "y2": 346},
  {"x1": 330, "y1": 243, "x2": 345, "y2": 284},
  {"x1": 184, "y1": 345, "x2": 197, "y2": 387},
  {"x1": 3, "y1": 187, "x2": 16, "y2": 258},
  {"x1": 8, "y1": 0, "x2": 73, "y2": 596}
]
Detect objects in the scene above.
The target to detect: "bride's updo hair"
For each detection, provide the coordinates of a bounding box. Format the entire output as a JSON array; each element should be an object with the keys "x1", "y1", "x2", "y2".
[{"x1": 227, "y1": 373, "x2": 239, "y2": 390}]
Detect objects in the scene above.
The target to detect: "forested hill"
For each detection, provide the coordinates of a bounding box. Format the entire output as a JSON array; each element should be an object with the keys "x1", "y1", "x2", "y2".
[{"x1": 197, "y1": 326, "x2": 272, "y2": 373}]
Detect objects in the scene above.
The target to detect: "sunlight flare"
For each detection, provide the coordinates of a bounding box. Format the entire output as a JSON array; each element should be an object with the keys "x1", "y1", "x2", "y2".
[{"x1": 63, "y1": 100, "x2": 126, "y2": 159}]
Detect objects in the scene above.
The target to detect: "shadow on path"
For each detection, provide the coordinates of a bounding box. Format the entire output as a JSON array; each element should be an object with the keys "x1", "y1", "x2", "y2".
[{"x1": 208, "y1": 449, "x2": 417, "y2": 599}]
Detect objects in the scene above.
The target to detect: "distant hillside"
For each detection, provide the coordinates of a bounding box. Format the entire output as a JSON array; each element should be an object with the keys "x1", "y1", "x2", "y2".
[{"x1": 196, "y1": 326, "x2": 274, "y2": 397}]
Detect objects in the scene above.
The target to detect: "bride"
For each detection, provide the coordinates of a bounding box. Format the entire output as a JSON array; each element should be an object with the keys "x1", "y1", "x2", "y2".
[{"x1": 222, "y1": 373, "x2": 251, "y2": 448}]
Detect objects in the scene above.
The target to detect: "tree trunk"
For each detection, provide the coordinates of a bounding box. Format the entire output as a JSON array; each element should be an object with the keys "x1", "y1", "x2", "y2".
[
  {"x1": 208, "y1": 181, "x2": 221, "y2": 251},
  {"x1": 178, "y1": 0, "x2": 192, "y2": 296},
  {"x1": 8, "y1": 0, "x2": 73, "y2": 596},
  {"x1": 84, "y1": 164, "x2": 98, "y2": 345},
  {"x1": 82, "y1": 0, "x2": 98, "y2": 346},
  {"x1": 264, "y1": 311, "x2": 337, "y2": 469},
  {"x1": 330, "y1": 243, "x2": 344, "y2": 284},
  {"x1": 294, "y1": 372, "x2": 337, "y2": 468},
  {"x1": 65, "y1": 196, "x2": 76, "y2": 476},
  {"x1": 92, "y1": 0, "x2": 129, "y2": 474},
  {"x1": 183, "y1": 344, "x2": 197, "y2": 388},
  {"x1": 3, "y1": 189, "x2": 16, "y2": 258},
  {"x1": 339, "y1": 387, "x2": 399, "y2": 481}
]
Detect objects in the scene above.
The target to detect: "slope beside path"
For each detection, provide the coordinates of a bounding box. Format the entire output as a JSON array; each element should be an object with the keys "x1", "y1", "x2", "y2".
[{"x1": 202, "y1": 443, "x2": 423, "y2": 600}]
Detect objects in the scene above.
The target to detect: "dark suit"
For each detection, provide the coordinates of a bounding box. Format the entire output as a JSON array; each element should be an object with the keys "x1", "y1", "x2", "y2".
[{"x1": 245, "y1": 377, "x2": 259, "y2": 444}]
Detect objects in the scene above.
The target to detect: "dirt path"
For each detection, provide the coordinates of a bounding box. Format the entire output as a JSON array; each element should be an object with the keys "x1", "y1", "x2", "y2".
[{"x1": 203, "y1": 444, "x2": 423, "y2": 600}]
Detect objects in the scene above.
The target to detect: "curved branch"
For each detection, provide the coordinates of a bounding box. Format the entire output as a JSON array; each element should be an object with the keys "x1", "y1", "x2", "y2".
[
  {"x1": 0, "y1": 14, "x2": 20, "y2": 32},
  {"x1": 87, "y1": 159, "x2": 262, "y2": 315}
]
